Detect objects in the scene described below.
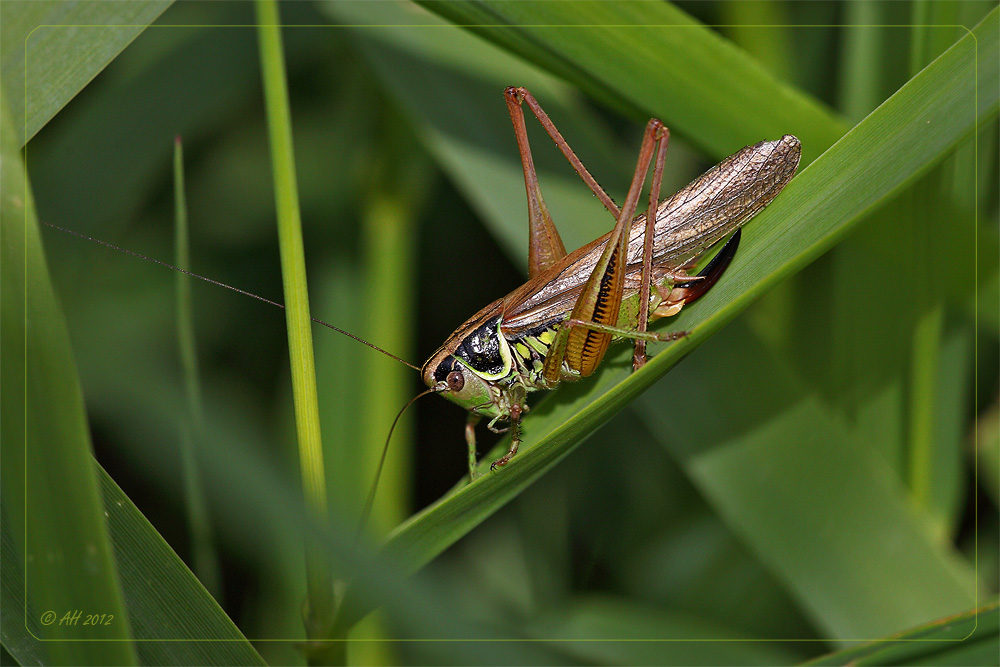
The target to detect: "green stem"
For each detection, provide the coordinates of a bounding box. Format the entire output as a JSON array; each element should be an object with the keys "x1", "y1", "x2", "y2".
[
  {"x1": 255, "y1": 0, "x2": 333, "y2": 638},
  {"x1": 173, "y1": 136, "x2": 221, "y2": 599}
]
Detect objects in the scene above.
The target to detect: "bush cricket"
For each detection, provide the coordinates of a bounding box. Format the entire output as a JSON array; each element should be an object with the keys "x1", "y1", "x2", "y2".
[
  {"x1": 421, "y1": 87, "x2": 800, "y2": 478},
  {"x1": 48, "y1": 86, "x2": 800, "y2": 491}
]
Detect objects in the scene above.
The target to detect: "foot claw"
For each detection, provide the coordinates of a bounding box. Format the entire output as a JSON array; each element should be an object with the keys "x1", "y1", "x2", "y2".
[{"x1": 490, "y1": 456, "x2": 511, "y2": 471}]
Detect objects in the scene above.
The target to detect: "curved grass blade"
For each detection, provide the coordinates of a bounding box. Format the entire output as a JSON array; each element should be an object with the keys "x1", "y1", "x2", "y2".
[
  {"x1": 98, "y1": 469, "x2": 265, "y2": 664},
  {"x1": 802, "y1": 601, "x2": 999, "y2": 666},
  {"x1": 2, "y1": 83, "x2": 268, "y2": 666},
  {"x1": 416, "y1": 0, "x2": 848, "y2": 163},
  {"x1": 0, "y1": 92, "x2": 136, "y2": 664},
  {"x1": 1, "y1": 0, "x2": 172, "y2": 145}
]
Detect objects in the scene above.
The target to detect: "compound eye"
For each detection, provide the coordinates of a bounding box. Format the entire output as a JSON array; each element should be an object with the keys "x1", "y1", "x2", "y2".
[{"x1": 446, "y1": 370, "x2": 465, "y2": 392}]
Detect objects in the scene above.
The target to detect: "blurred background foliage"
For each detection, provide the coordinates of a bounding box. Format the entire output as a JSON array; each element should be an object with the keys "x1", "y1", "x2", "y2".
[{"x1": 2, "y1": 0, "x2": 998, "y2": 665}]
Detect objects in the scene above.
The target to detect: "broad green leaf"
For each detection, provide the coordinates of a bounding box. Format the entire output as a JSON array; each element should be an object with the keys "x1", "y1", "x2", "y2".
[
  {"x1": 898, "y1": 4, "x2": 973, "y2": 540},
  {"x1": 334, "y1": 7, "x2": 998, "y2": 628},
  {"x1": 617, "y1": 495, "x2": 816, "y2": 640},
  {"x1": 0, "y1": 87, "x2": 136, "y2": 664},
  {"x1": 720, "y1": 1, "x2": 795, "y2": 86},
  {"x1": 0, "y1": 0, "x2": 172, "y2": 145},
  {"x1": 781, "y1": 7, "x2": 986, "y2": 570},
  {"x1": 96, "y1": 470, "x2": 266, "y2": 665},
  {"x1": 638, "y1": 323, "x2": 977, "y2": 641}
]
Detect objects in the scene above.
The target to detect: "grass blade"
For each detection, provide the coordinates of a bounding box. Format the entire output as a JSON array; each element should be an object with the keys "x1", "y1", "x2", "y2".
[
  {"x1": 1, "y1": 0, "x2": 172, "y2": 144},
  {"x1": 173, "y1": 136, "x2": 222, "y2": 599},
  {"x1": 255, "y1": 0, "x2": 333, "y2": 638},
  {"x1": 802, "y1": 601, "x2": 998, "y2": 666},
  {"x1": 639, "y1": 324, "x2": 977, "y2": 640},
  {"x1": 417, "y1": 0, "x2": 848, "y2": 163},
  {"x1": 0, "y1": 89, "x2": 136, "y2": 663}
]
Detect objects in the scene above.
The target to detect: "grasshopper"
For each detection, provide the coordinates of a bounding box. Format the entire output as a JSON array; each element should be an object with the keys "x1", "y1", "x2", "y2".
[
  {"x1": 49, "y1": 86, "x2": 800, "y2": 488},
  {"x1": 421, "y1": 87, "x2": 800, "y2": 477}
]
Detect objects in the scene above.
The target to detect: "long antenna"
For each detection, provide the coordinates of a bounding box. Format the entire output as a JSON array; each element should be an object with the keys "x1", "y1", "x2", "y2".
[
  {"x1": 43, "y1": 221, "x2": 421, "y2": 371},
  {"x1": 355, "y1": 386, "x2": 441, "y2": 542}
]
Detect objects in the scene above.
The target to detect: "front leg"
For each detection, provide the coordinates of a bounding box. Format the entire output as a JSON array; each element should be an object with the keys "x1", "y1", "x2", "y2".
[{"x1": 490, "y1": 403, "x2": 523, "y2": 470}]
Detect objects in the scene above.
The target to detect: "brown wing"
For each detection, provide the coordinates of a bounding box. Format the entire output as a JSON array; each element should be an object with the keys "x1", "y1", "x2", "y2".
[{"x1": 500, "y1": 135, "x2": 801, "y2": 335}]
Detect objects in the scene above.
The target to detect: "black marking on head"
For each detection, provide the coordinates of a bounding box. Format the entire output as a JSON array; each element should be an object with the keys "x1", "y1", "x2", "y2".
[
  {"x1": 454, "y1": 315, "x2": 504, "y2": 376},
  {"x1": 433, "y1": 355, "x2": 461, "y2": 383}
]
